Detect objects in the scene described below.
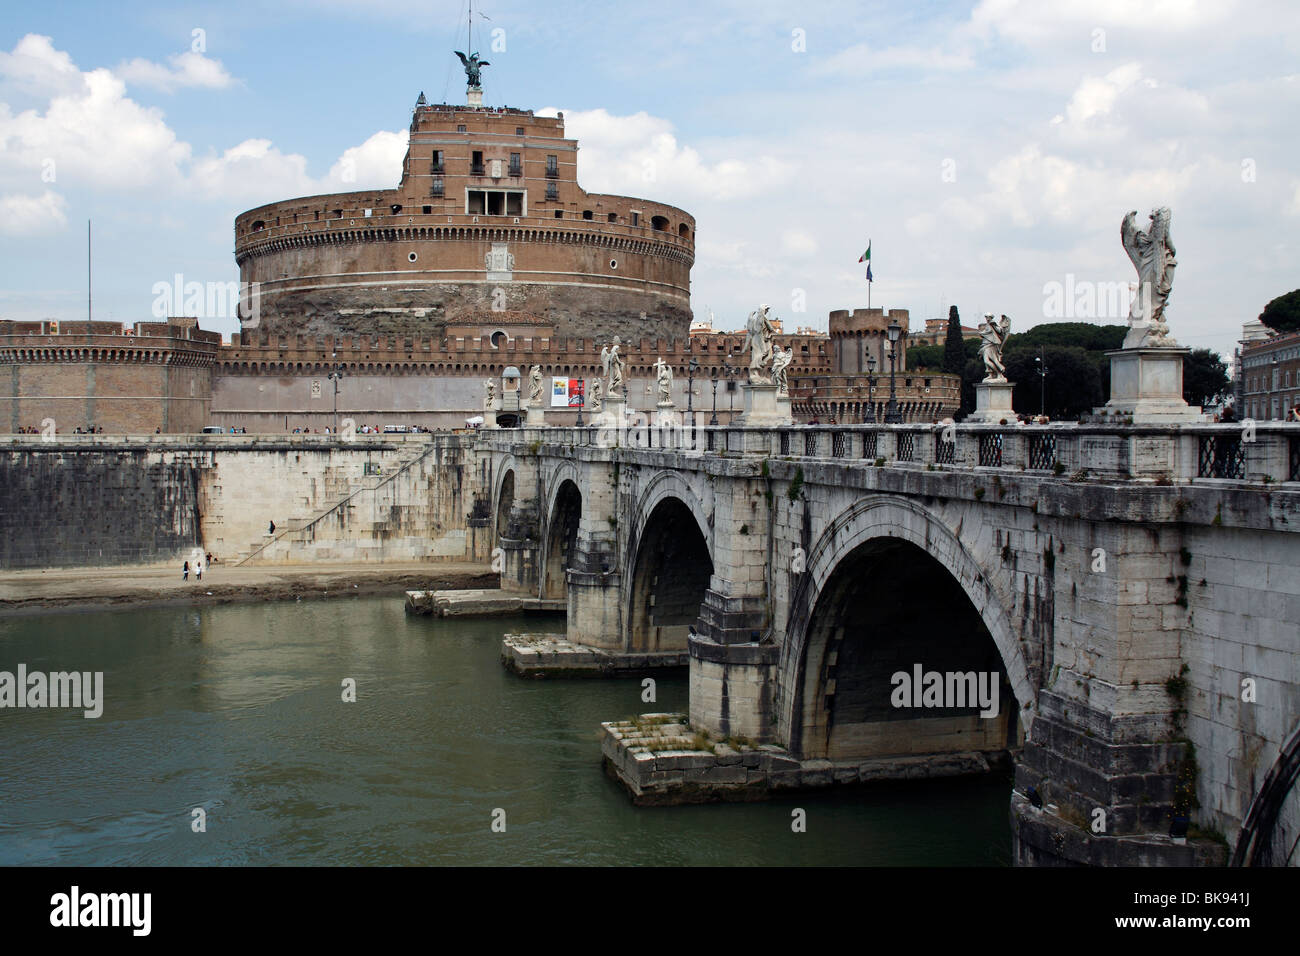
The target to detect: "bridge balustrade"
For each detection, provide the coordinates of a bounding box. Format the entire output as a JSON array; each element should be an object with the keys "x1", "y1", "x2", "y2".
[{"x1": 480, "y1": 423, "x2": 1300, "y2": 485}]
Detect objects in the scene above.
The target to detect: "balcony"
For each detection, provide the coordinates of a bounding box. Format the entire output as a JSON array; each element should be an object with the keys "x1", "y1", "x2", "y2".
[
  {"x1": 431, "y1": 164, "x2": 445, "y2": 175},
  {"x1": 545, "y1": 168, "x2": 558, "y2": 179},
  {"x1": 508, "y1": 164, "x2": 522, "y2": 178},
  {"x1": 470, "y1": 163, "x2": 485, "y2": 177}
]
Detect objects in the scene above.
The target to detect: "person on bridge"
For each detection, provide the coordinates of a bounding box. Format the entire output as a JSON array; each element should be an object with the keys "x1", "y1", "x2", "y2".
[{"x1": 182, "y1": 561, "x2": 189, "y2": 581}]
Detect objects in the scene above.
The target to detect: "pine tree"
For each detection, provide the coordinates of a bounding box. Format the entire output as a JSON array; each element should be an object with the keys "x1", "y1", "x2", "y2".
[{"x1": 943, "y1": 306, "x2": 965, "y2": 375}]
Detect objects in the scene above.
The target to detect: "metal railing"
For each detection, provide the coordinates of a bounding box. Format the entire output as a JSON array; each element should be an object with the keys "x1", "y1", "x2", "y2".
[
  {"x1": 979, "y1": 433, "x2": 1003, "y2": 467},
  {"x1": 1198, "y1": 435, "x2": 1246, "y2": 479},
  {"x1": 1027, "y1": 433, "x2": 1056, "y2": 471},
  {"x1": 470, "y1": 422, "x2": 1300, "y2": 485}
]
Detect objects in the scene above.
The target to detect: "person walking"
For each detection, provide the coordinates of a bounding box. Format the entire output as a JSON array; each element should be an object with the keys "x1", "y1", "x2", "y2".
[
  {"x1": 183, "y1": 560, "x2": 189, "y2": 581},
  {"x1": 196, "y1": 560, "x2": 202, "y2": 582}
]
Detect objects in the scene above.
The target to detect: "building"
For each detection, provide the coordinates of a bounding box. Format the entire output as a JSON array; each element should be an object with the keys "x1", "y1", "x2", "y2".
[
  {"x1": 0, "y1": 76, "x2": 958, "y2": 431},
  {"x1": 791, "y1": 309, "x2": 960, "y2": 423},
  {"x1": 1240, "y1": 325, "x2": 1300, "y2": 421},
  {"x1": 234, "y1": 94, "x2": 694, "y2": 345},
  {"x1": 908, "y1": 316, "x2": 982, "y2": 347},
  {"x1": 0, "y1": 318, "x2": 218, "y2": 433}
]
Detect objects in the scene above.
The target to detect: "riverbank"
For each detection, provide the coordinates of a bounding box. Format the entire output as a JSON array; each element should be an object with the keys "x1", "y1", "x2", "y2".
[{"x1": 0, "y1": 561, "x2": 497, "y2": 617}]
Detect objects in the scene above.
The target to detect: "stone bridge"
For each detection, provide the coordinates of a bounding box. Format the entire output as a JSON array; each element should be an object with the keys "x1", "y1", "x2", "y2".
[{"x1": 479, "y1": 419, "x2": 1300, "y2": 866}]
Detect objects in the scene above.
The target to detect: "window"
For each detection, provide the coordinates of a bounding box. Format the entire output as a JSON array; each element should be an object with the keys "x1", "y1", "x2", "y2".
[
  {"x1": 431, "y1": 150, "x2": 444, "y2": 173},
  {"x1": 582, "y1": 210, "x2": 593, "y2": 220},
  {"x1": 467, "y1": 189, "x2": 524, "y2": 216},
  {"x1": 390, "y1": 204, "x2": 402, "y2": 215},
  {"x1": 509, "y1": 153, "x2": 522, "y2": 176},
  {"x1": 422, "y1": 205, "x2": 432, "y2": 214},
  {"x1": 545, "y1": 182, "x2": 558, "y2": 200},
  {"x1": 515, "y1": 126, "x2": 524, "y2": 135},
  {"x1": 546, "y1": 155, "x2": 558, "y2": 178},
  {"x1": 608, "y1": 212, "x2": 618, "y2": 223},
  {"x1": 432, "y1": 179, "x2": 444, "y2": 197},
  {"x1": 457, "y1": 124, "x2": 467, "y2": 132},
  {"x1": 630, "y1": 212, "x2": 639, "y2": 227},
  {"x1": 554, "y1": 210, "x2": 563, "y2": 218},
  {"x1": 651, "y1": 215, "x2": 669, "y2": 231},
  {"x1": 471, "y1": 151, "x2": 484, "y2": 175}
]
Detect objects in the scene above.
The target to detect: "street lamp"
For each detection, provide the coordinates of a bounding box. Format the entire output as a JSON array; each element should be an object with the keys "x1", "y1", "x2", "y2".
[
  {"x1": 709, "y1": 365, "x2": 720, "y2": 426},
  {"x1": 866, "y1": 354, "x2": 877, "y2": 423},
  {"x1": 1035, "y1": 346, "x2": 1048, "y2": 417},
  {"x1": 726, "y1": 355, "x2": 737, "y2": 420},
  {"x1": 686, "y1": 356, "x2": 699, "y2": 426},
  {"x1": 884, "y1": 320, "x2": 903, "y2": 424},
  {"x1": 575, "y1": 376, "x2": 585, "y2": 426},
  {"x1": 328, "y1": 351, "x2": 345, "y2": 436}
]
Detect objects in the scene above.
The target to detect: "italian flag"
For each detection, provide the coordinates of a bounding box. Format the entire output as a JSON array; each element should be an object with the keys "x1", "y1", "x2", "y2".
[{"x1": 859, "y1": 240, "x2": 873, "y2": 281}]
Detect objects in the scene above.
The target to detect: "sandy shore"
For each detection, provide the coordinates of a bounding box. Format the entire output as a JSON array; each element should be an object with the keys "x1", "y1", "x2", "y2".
[{"x1": 0, "y1": 561, "x2": 498, "y2": 617}]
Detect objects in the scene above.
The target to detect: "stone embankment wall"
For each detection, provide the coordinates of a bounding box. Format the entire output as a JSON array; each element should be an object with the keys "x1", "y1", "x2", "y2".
[
  {"x1": 0, "y1": 434, "x2": 491, "y2": 570},
  {"x1": 0, "y1": 443, "x2": 205, "y2": 568}
]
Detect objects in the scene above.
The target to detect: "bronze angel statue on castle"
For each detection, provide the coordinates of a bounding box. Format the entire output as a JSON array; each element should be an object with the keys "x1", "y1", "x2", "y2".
[{"x1": 455, "y1": 51, "x2": 490, "y2": 89}]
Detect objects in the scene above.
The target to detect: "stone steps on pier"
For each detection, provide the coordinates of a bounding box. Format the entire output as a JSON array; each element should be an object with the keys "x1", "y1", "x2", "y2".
[{"x1": 404, "y1": 588, "x2": 565, "y2": 617}]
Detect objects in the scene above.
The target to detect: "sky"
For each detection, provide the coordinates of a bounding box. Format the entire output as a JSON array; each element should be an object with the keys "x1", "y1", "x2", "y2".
[{"x1": 1, "y1": 0, "x2": 1297, "y2": 361}]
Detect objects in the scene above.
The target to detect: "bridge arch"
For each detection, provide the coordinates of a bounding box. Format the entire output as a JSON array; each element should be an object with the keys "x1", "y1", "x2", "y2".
[
  {"x1": 624, "y1": 471, "x2": 714, "y2": 653},
  {"x1": 780, "y1": 495, "x2": 1035, "y2": 759},
  {"x1": 541, "y1": 473, "x2": 582, "y2": 600},
  {"x1": 492, "y1": 458, "x2": 518, "y2": 541}
]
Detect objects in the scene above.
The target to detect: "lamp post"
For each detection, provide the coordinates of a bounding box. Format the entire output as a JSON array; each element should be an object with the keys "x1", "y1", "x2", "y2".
[
  {"x1": 866, "y1": 354, "x2": 878, "y2": 423},
  {"x1": 575, "y1": 376, "x2": 585, "y2": 426},
  {"x1": 725, "y1": 355, "x2": 737, "y2": 420},
  {"x1": 1035, "y1": 346, "x2": 1048, "y2": 417},
  {"x1": 884, "y1": 319, "x2": 903, "y2": 423},
  {"x1": 328, "y1": 351, "x2": 345, "y2": 436},
  {"x1": 709, "y1": 366, "x2": 720, "y2": 426},
  {"x1": 686, "y1": 356, "x2": 699, "y2": 426}
]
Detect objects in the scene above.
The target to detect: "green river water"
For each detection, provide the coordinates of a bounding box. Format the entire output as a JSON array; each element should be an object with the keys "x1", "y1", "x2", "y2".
[{"x1": 0, "y1": 597, "x2": 1011, "y2": 865}]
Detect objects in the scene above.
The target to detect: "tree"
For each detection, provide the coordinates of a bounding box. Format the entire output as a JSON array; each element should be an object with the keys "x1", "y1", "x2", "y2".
[
  {"x1": 960, "y1": 358, "x2": 982, "y2": 417},
  {"x1": 1183, "y1": 348, "x2": 1229, "y2": 406},
  {"x1": 1259, "y1": 289, "x2": 1300, "y2": 335},
  {"x1": 943, "y1": 306, "x2": 965, "y2": 375},
  {"x1": 1004, "y1": 345, "x2": 1102, "y2": 420}
]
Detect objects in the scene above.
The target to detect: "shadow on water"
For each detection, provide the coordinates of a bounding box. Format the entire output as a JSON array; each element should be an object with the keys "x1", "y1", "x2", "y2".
[{"x1": 0, "y1": 596, "x2": 1011, "y2": 866}]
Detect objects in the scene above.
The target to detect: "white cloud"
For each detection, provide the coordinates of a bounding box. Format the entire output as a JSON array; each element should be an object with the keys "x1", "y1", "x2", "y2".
[
  {"x1": 781, "y1": 230, "x2": 819, "y2": 258},
  {"x1": 0, "y1": 35, "x2": 402, "y2": 229},
  {"x1": 970, "y1": 0, "x2": 1239, "y2": 43},
  {"x1": 0, "y1": 189, "x2": 67, "y2": 235},
  {"x1": 116, "y1": 51, "x2": 236, "y2": 93},
  {"x1": 0, "y1": 34, "x2": 83, "y2": 98},
  {"x1": 327, "y1": 130, "x2": 406, "y2": 189},
  {"x1": 812, "y1": 41, "x2": 974, "y2": 77},
  {"x1": 538, "y1": 107, "x2": 791, "y2": 203}
]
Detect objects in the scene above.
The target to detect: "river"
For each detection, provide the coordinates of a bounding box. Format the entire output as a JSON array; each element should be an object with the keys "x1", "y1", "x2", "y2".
[{"x1": 0, "y1": 597, "x2": 1011, "y2": 865}]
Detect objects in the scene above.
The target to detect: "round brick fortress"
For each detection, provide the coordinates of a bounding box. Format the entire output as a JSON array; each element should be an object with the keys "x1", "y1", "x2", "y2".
[{"x1": 235, "y1": 101, "x2": 695, "y2": 343}]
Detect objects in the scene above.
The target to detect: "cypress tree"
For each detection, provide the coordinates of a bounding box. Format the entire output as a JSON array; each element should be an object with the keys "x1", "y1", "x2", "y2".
[{"x1": 943, "y1": 305, "x2": 965, "y2": 375}]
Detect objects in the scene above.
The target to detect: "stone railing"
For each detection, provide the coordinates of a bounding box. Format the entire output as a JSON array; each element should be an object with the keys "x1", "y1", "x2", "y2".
[{"x1": 478, "y1": 422, "x2": 1300, "y2": 485}]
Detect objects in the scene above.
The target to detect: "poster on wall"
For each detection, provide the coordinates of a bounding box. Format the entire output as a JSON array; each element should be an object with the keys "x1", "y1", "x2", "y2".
[{"x1": 550, "y1": 377, "x2": 585, "y2": 407}]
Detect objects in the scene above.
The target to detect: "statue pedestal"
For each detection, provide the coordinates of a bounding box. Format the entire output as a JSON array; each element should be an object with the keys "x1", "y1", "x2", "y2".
[
  {"x1": 483, "y1": 401, "x2": 500, "y2": 428},
  {"x1": 524, "y1": 403, "x2": 547, "y2": 426},
  {"x1": 597, "y1": 396, "x2": 626, "y2": 426},
  {"x1": 967, "y1": 380, "x2": 1016, "y2": 424},
  {"x1": 776, "y1": 392, "x2": 792, "y2": 422},
  {"x1": 467, "y1": 87, "x2": 483, "y2": 107},
  {"x1": 736, "y1": 383, "x2": 792, "y2": 427},
  {"x1": 1097, "y1": 347, "x2": 1202, "y2": 424}
]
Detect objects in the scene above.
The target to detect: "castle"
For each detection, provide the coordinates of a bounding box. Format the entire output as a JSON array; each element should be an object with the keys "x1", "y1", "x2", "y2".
[{"x1": 0, "y1": 79, "x2": 959, "y2": 431}]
